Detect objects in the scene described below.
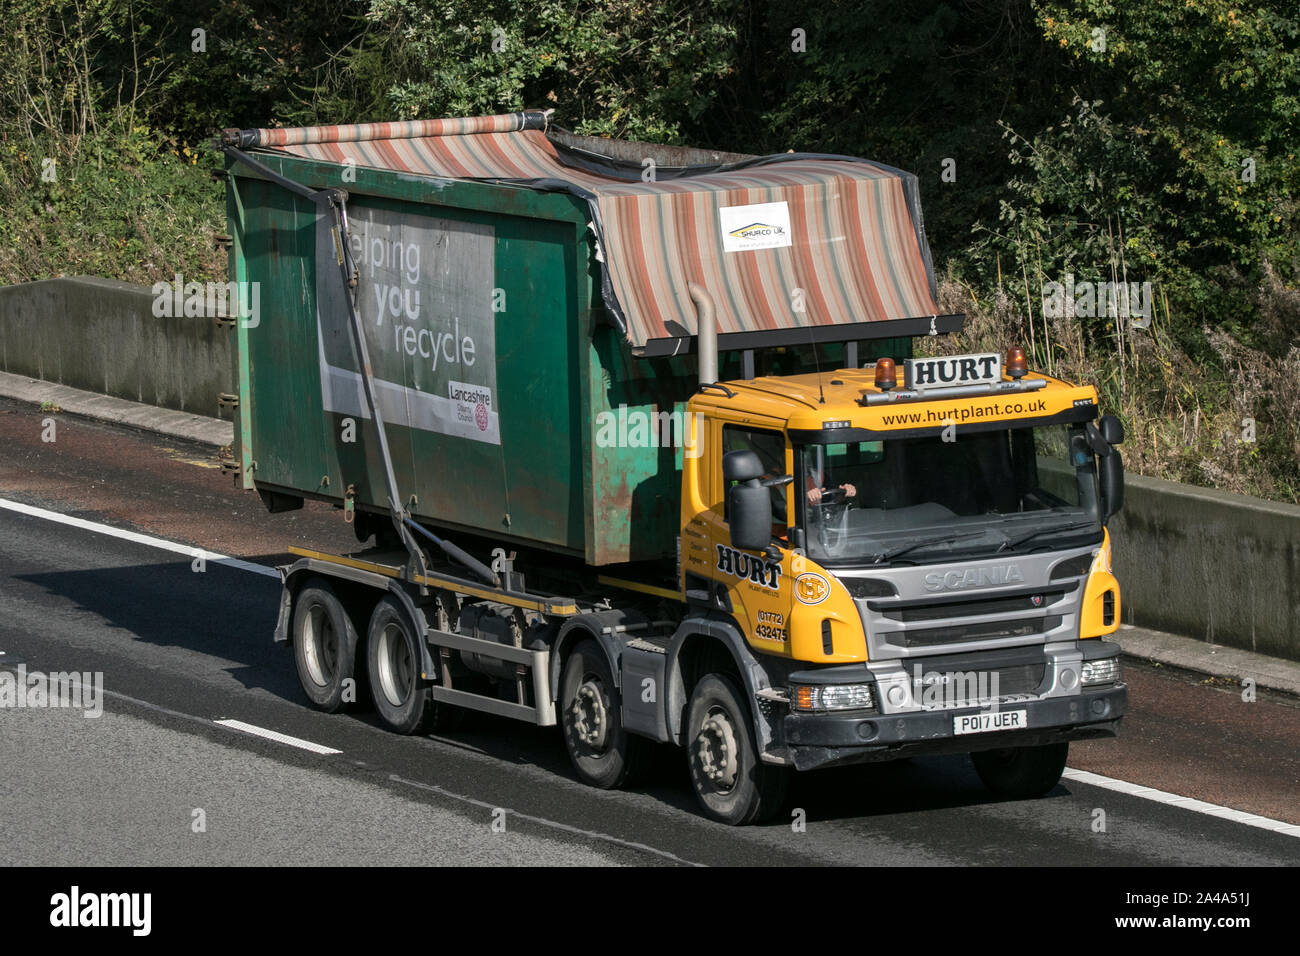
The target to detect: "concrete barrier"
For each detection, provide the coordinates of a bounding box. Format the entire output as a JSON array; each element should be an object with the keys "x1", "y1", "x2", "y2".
[
  {"x1": 0, "y1": 276, "x2": 232, "y2": 420},
  {"x1": 1110, "y1": 472, "x2": 1300, "y2": 662}
]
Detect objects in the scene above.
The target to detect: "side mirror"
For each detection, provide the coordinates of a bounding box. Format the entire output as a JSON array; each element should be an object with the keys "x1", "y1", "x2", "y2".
[
  {"x1": 1101, "y1": 448, "x2": 1124, "y2": 521},
  {"x1": 723, "y1": 450, "x2": 772, "y2": 552},
  {"x1": 1099, "y1": 414, "x2": 1124, "y2": 446},
  {"x1": 728, "y1": 481, "x2": 772, "y2": 552},
  {"x1": 722, "y1": 449, "x2": 764, "y2": 483}
]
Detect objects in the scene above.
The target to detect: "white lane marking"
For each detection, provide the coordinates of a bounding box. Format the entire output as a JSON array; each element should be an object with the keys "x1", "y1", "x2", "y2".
[
  {"x1": 0, "y1": 497, "x2": 278, "y2": 578},
  {"x1": 390, "y1": 773, "x2": 705, "y2": 867},
  {"x1": 214, "y1": 719, "x2": 342, "y2": 755},
  {"x1": 1064, "y1": 768, "x2": 1300, "y2": 838}
]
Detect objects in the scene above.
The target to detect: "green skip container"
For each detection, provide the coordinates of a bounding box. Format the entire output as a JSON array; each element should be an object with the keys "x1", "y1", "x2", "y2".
[{"x1": 220, "y1": 110, "x2": 938, "y2": 568}]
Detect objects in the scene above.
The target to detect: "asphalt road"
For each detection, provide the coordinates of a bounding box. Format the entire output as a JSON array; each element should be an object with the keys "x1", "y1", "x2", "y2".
[{"x1": 1, "y1": 399, "x2": 1297, "y2": 866}]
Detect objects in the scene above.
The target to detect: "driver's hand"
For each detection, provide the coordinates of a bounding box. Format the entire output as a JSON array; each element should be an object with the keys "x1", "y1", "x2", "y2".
[
  {"x1": 841, "y1": 483, "x2": 857, "y2": 497},
  {"x1": 807, "y1": 486, "x2": 822, "y2": 505}
]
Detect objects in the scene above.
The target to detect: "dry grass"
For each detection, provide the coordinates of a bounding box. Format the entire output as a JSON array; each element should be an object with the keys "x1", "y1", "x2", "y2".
[{"x1": 919, "y1": 268, "x2": 1300, "y2": 503}]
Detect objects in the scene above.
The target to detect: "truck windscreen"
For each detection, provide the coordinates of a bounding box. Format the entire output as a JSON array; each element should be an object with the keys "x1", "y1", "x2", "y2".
[{"x1": 797, "y1": 423, "x2": 1102, "y2": 566}]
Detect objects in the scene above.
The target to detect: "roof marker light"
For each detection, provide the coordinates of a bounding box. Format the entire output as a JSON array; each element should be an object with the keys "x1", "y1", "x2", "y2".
[
  {"x1": 874, "y1": 357, "x2": 897, "y2": 391},
  {"x1": 1005, "y1": 346, "x2": 1028, "y2": 379}
]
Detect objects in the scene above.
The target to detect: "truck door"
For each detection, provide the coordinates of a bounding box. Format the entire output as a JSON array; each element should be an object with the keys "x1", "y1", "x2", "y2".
[{"x1": 710, "y1": 423, "x2": 796, "y2": 655}]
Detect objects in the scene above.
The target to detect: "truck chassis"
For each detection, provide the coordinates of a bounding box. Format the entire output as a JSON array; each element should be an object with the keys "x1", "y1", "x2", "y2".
[{"x1": 274, "y1": 544, "x2": 1125, "y2": 825}]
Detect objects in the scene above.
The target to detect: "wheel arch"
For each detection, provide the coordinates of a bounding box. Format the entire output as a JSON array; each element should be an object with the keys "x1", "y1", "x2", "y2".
[
  {"x1": 547, "y1": 609, "x2": 649, "y2": 702},
  {"x1": 664, "y1": 614, "x2": 777, "y2": 749}
]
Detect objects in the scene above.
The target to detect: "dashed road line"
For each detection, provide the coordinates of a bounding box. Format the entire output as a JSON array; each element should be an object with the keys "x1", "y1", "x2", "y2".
[{"x1": 214, "y1": 719, "x2": 343, "y2": 755}]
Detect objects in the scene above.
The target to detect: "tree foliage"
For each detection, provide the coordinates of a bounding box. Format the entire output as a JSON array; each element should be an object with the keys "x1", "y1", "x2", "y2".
[
  {"x1": 1, "y1": 0, "x2": 1298, "y2": 495},
  {"x1": 355, "y1": 0, "x2": 744, "y2": 142}
]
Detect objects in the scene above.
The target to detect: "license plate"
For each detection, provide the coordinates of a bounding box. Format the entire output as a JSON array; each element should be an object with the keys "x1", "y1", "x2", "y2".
[{"x1": 953, "y1": 709, "x2": 1028, "y2": 736}]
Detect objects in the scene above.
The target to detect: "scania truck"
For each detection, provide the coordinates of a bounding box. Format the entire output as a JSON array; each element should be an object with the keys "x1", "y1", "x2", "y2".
[{"x1": 218, "y1": 110, "x2": 1127, "y2": 824}]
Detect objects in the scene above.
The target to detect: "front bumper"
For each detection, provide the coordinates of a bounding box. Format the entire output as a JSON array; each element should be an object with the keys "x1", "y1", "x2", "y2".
[{"x1": 781, "y1": 682, "x2": 1127, "y2": 771}]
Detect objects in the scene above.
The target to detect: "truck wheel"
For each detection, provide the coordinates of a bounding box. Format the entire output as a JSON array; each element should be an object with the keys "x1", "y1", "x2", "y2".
[
  {"x1": 367, "y1": 596, "x2": 437, "y2": 735},
  {"x1": 971, "y1": 742, "x2": 1069, "y2": 799},
  {"x1": 560, "y1": 639, "x2": 652, "y2": 789},
  {"x1": 292, "y1": 581, "x2": 359, "y2": 713},
  {"x1": 686, "y1": 673, "x2": 788, "y2": 826}
]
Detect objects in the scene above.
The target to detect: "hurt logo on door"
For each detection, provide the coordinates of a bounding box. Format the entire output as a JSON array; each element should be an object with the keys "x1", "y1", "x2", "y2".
[{"x1": 716, "y1": 544, "x2": 782, "y2": 590}]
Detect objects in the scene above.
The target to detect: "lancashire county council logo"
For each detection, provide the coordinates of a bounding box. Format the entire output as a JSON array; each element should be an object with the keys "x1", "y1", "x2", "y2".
[{"x1": 475, "y1": 401, "x2": 489, "y2": 431}]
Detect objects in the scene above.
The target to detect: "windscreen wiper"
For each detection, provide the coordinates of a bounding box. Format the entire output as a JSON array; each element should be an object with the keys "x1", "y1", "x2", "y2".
[
  {"x1": 871, "y1": 530, "x2": 989, "y2": 564},
  {"x1": 997, "y1": 520, "x2": 1099, "y2": 553}
]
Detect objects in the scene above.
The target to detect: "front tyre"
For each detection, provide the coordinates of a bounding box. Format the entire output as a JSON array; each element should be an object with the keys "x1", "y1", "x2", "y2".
[
  {"x1": 560, "y1": 639, "x2": 652, "y2": 789},
  {"x1": 686, "y1": 673, "x2": 788, "y2": 825},
  {"x1": 971, "y1": 742, "x2": 1069, "y2": 799}
]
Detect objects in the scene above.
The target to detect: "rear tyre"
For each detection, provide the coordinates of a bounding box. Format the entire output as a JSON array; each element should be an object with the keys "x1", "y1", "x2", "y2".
[
  {"x1": 367, "y1": 596, "x2": 437, "y2": 735},
  {"x1": 560, "y1": 639, "x2": 653, "y2": 789},
  {"x1": 971, "y1": 742, "x2": 1069, "y2": 799},
  {"x1": 685, "y1": 673, "x2": 788, "y2": 825},
  {"x1": 292, "y1": 581, "x2": 359, "y2": 713}
]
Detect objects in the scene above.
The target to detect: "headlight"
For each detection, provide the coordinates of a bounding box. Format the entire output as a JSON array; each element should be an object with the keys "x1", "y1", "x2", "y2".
[
  {"x1": 1081, "y1": 658, "x2": 1119, "y2": 686},
  {"x1": 791, "y1": 683, "x2": 876, "y2": 712}
]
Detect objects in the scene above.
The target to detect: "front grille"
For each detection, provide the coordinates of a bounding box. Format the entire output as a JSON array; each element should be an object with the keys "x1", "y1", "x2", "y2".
[
  {"x1": 881, "y1": 615, "x2": 1063, "y2": 648},
  {"x1": 856, "y1": 564, "x2": 1086, "y2": 664},
  {"x1": 875, "y1": 587, "x2": 1071, "y2": 622},
  {"x1": 911, "y1": 662, "x2": 1047, "y2": 702},
  {"x1": 987, "y1": 663, "x2": 1046, "y2": 696}
]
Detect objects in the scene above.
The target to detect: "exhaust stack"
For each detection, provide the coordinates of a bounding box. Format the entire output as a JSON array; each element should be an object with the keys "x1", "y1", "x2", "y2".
[{"x1": 689, "y1": 282, "x2": 718, "y2": 386}]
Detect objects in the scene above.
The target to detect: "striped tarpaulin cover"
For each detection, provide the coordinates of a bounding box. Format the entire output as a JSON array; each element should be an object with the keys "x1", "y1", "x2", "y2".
[{"x1": 245, "y1": 114, "x2": 941, "y2": 351}]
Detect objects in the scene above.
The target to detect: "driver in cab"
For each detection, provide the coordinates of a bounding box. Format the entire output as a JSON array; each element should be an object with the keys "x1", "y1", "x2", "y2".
[{"x1": 805, "y1": 446, "x2": 857, "y2": 505}]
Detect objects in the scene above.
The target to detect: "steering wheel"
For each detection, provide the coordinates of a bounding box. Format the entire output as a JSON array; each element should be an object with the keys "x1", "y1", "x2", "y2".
[
  {"x1": 816, "y1": 487, "x2": 848, "y2": 506},
  {"x1": 814, "y1": 489, "x2": 852, "y2": 552}
]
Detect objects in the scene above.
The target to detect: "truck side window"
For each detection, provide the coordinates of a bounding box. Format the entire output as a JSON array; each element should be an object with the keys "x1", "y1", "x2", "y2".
[{"x1": 721, "y1": 425, "x2": 787, "y2": 523}]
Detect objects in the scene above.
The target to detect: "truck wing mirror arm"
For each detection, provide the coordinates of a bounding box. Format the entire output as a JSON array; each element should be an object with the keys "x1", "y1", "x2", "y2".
[{"x1": 1085, "y1": 422, "x2": 1112, "y2": 458}]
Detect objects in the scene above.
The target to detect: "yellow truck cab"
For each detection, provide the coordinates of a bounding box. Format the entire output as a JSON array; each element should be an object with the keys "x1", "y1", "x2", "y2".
[{"x1": 677, "y1": 345, "x2": 1127, "y2": 820}]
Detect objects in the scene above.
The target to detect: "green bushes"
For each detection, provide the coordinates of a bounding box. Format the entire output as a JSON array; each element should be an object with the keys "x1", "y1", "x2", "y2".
[
  {"x1": 921, "y1": 271, "x2": 1300, "y2": 503},
  {"x1": 0, "y1": 119, "x2": 224, "y2": 285}
]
